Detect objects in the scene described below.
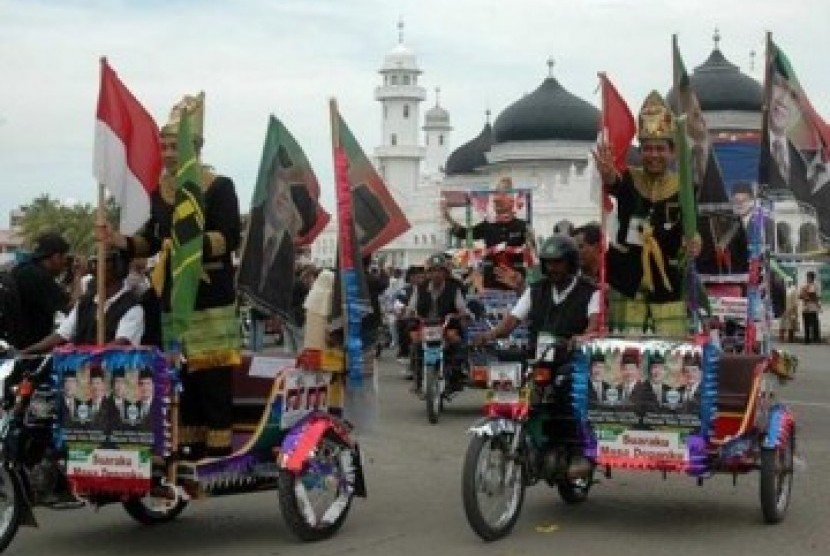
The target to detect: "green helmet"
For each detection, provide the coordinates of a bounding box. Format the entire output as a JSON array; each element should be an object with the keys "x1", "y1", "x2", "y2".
[{"x1": 538, "y1": 235, "x2": 579, "y2": 274}]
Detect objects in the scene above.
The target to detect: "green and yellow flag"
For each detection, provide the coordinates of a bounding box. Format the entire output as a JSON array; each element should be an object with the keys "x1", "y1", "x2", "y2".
[{"x1": 163, "y1": 112, "x2": 205, "y2": 347}]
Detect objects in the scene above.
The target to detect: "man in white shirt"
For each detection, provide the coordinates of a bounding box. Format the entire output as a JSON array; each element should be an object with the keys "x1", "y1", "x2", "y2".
[
  {"x1": 22, "y1": 249, "x2": 145, "y2": 353},
  {"x1": 476, "y1": 235, "x2": 598, "y2": 480}
]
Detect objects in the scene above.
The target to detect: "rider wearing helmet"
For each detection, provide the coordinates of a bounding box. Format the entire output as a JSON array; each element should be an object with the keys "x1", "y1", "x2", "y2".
[
  {"x1": 406, "y1": 253, "x2": 469, "y2": 390},
  {"x1": 476, "y1": 235, "x2": 599, "y2": 479},
  {"x1": 407, "y1": 253, "x2": 469, "y2": 327},
  {"x1": 476, "y1": 234, "x2": 599, "y2": 350}
]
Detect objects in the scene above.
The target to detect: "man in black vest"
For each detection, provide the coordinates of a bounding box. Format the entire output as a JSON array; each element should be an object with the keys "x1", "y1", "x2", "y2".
[
  {"x1": 22, "y1": 249, "x2": 144, "y2": 353},
  {"x1": 475, "y1": 235, "x2": 598, "y2": 479},
  {"x1": 407, "y1": 253, "x2": 469, "y2": 389}
]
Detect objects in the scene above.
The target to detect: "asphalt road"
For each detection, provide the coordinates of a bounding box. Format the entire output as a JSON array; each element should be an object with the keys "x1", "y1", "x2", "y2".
[{"x1": 6, "y1": 343, "x2": 829, "y2": 556}]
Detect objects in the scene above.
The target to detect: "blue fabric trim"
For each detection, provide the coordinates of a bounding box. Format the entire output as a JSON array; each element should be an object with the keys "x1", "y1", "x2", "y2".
[
  {"x1": 343, "y1": 270, "x2": 365, "y2": 387},
  {"x1": 763, "y1": 404, "x2": 788, "y2": 449},
  {"x1": 699, "y1": 341, "x2": 720, "y2": 438}
]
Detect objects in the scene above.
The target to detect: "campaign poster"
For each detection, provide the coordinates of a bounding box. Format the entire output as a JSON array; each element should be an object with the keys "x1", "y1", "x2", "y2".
[{"x1": 54, "y1": 348, "x2": 167, "y2": 495}]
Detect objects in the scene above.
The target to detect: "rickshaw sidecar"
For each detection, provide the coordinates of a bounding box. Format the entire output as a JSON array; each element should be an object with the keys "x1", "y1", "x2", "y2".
[
  {"x1": 576, "y1": 337, "x2": 796, "y2": 524},
  {"x1": 24, "y1": 346, "x2": 366, "y2": 546}
]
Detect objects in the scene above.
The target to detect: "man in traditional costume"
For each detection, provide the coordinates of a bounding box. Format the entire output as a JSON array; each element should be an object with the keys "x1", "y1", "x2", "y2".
[
  {"x1": 594, "y1": 91, "x2": 700, "y2": 335},
  {"x1": 105, "y1": 93, "x2": 241, "y2": 458}
]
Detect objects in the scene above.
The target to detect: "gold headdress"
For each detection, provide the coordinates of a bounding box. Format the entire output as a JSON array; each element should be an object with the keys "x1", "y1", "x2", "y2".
[
  {"x1": 637, "y1": 90, "x2": 674, "y2": 142},
  {"x1": 161, "y1": 91, "x2": 205, "y2": 138}
]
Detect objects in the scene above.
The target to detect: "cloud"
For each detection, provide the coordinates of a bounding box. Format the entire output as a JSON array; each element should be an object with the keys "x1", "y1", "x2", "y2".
[{"x1": 2, "y1": 0, "x2": 830, "y2": 229}]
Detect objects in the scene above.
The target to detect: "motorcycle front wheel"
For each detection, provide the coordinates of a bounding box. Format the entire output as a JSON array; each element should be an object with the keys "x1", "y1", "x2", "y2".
[
  {"x1": 0, "y1": 466, "x2": 23, "y2": 553},
  {"x1": 425, "y1": 367, "x2": 443, "y2": 424},
  {"x1": 278, "y1": 432, "x2": 356, "y2": 541},
  {"x1": 462, "y1": 430, "x2": 525, "y2": 541}
]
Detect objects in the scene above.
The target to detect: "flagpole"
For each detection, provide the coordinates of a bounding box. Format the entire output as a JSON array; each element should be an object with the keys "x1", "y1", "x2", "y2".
[
  {"x1": 96, "y1": 188, "x2": 107, "y2": 346},
  {"x1": 597, "y1": 72, "x2": 609, "y2": 335},
  {"x1": 329, "y1": 98, "x2": 352, "y2": 383},
  {"x1": 761, "y1": 32, "x2": 773, "y2": 147}
]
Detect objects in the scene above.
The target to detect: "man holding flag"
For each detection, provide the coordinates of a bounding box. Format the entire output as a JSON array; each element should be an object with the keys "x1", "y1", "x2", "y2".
[
  {"x1": 594, "y1": 91, "x2": 700, "y2": 335},
  {"x1": 104, "y1": 93, "x2": 241, "y2": 458}
]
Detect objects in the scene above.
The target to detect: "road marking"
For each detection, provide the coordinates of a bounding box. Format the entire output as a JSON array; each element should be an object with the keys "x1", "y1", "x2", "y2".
[{"x1": 783, "y1": 400, "x2": 830, "y2": 409}]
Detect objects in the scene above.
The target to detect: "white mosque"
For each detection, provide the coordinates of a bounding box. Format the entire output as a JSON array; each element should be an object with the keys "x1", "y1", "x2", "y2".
[
  {"x1": 311, "y1": 22, "x2": 599, "y2": 268},
  {"x1": 311, "y1": 25, "x2": 823, "y2": 274}
]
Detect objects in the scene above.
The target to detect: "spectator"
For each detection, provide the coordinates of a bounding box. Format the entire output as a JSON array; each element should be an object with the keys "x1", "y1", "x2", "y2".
[
  {"x1": 12, "y1": 232, "x2": 72, "y2": 349},
  {"x1": 799, "y1": 271, "x2": 821, "y2": 344}
]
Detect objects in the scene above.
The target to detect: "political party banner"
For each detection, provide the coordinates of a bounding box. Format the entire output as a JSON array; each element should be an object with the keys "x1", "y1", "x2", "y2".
[{"x1": 594, "y1": 428, "x2": 691, "y2": 469}]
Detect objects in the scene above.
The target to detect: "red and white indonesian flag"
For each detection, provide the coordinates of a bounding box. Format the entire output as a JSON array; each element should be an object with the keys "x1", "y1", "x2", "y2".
[{"x1": 93, "y1": 58, "x2": 162, "y2": 234}]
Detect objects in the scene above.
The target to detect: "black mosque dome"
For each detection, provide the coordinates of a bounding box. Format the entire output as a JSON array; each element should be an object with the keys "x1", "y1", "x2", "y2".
[
  {"x1": 445, "y1": 122, "x2": 493, "y2": 176},
  {"x1": 492, "y1": 77, "x2": 600, "y2": 144},
  {"x1": 667, "y1": 48, "x2": 763, "y2": 112}
]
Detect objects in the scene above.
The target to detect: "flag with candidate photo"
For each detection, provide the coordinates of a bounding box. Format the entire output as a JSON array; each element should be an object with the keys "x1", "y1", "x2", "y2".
[
  {"x1": 236, "y1": 115, "x2": 331, "y2": 321},
  {"x1": 760, "y1": 38, "x2": 830, "y2": 244},
  {"x1": 336, "y1": 112, "x2": 410, "y2": 255}
]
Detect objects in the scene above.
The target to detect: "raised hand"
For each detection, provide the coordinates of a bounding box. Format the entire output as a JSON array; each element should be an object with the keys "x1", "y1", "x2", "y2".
[{"x1": 591, "y1": 141, "x2": 619, "y2": 185}]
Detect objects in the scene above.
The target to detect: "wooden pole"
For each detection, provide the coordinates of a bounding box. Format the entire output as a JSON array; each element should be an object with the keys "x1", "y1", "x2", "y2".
[{"x1": 96, "y1": 183, "x2": 107, "y2": 345}]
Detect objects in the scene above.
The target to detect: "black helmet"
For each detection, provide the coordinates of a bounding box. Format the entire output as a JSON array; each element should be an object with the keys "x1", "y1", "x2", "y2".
[
  {"x1": 425, "y1": 252, "x2": 449, "y2": 271},
  {"x1": 538, "y1": 234, "x2": 579, "y2": 275}
]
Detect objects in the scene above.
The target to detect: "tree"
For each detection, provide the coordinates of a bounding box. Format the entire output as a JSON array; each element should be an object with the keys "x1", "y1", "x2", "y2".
[{"x1": 18, "y1": 194, "x2": 119, "y2": 255}]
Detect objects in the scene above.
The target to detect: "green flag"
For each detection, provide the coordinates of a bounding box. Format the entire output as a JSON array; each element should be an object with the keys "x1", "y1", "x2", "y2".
[
  {"x1": 674, "y1": 116, "x2": 696, "y2": 239},
  {"x1": 164, "y1": 112, "x2": 205, "y2": 347}
]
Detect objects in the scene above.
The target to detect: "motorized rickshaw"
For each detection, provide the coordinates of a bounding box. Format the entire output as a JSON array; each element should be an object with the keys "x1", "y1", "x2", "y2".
[
  {"x1": 0, "y1": 344, "x2": 366, "y2": 552},
  {"x1": 461, "y1": 182, "x2": 798, "y2": 540}
]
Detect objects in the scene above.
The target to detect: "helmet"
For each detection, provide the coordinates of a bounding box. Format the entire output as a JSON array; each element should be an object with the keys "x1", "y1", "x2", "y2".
[
  {"x1": 425, "y1": 252, "x2": 449, "y2": 271},
  {"x1": 538, "y1": 235, "x2": 579, "y2": 275}
]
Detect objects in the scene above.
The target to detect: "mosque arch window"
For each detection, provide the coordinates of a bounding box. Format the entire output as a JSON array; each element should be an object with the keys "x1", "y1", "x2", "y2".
[
  {"x1": 776, "y1": 222, "x2": 793, "y2": 254},
  {"x1": 391, "y1": 134, "x2": 397, "y2": 146},
  {"x1": 403, "y1": 74, "x2": 411, "y2": 85},
  {"x1": 414, "y1": 235, "x2": 419, "y2": 245},
  {"x1": 384, "y1": 106, "x2": 388, "y2": 119},
  {"x1": 403, "y1": 104, "x2": 410, "y2": 118},
  {"x1": 439, "y1": 134, "x2": 444, "y2": 146},
  {"x1": 797, "y1": 223, "x2": 819, "y2": 253},
  {"x1": 390, "y1": 75, "x2": 398, "y2": 85}
]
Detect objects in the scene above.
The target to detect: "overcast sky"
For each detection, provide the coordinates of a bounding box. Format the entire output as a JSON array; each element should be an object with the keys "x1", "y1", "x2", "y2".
[{"x1": 2, "y1": 0, "x2": 830, "y2": 229}]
